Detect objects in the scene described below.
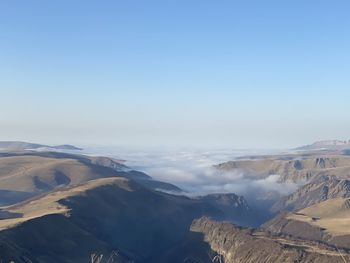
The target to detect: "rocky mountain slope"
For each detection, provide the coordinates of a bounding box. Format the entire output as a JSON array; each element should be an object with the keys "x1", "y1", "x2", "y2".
[
  {"x1": 271, "y1": 176, "x2": 350, "y2": 212},
  {"x1": 191, "y1": 217, "x2": 350, "y2": 263}
]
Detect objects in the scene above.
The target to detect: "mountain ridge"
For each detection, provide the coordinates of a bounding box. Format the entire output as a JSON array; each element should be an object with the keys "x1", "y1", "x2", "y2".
[
  {"x1": 296, "y1": 140, "x2": 350, "y2": 151},
  {"x1": 0, "y1": 141, "x2": 82, "y2": 151}
]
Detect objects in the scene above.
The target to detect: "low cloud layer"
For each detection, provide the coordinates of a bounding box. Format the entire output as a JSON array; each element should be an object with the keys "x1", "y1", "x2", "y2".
[{"x1": 85, "y1": 146, "x2": 301, "y2": 201}]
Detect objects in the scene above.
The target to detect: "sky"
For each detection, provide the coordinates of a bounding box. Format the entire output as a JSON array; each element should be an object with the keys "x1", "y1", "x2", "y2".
[{"x1": 1, "y1": 0, "x2": 350, "y2": 148}]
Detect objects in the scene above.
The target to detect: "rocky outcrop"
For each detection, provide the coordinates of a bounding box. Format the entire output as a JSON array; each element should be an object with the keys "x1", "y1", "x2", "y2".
[
  {"x1": 191, "y1": 217, "x2": 349, "y2": 263},
  {"x1": 197, "y1": 193, "x2": 258, "y2": 227}
]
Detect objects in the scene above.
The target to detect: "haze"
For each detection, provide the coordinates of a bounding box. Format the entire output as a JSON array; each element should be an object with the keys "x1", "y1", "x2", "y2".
[{"x1": 1, "y1": 1, "x2": 350, "y2": 148}]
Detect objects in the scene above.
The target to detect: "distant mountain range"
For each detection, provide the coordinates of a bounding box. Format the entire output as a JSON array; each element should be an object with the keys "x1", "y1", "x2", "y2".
[
  {"x1": 0, "y1": 141, "x2": 82, "y2": 151},
  {"x1": 216, "y1": 155, "x2": 350, "y2": 183},
  {"x1": 296, "y1": 139, "x2": 350, "y2": 151}
]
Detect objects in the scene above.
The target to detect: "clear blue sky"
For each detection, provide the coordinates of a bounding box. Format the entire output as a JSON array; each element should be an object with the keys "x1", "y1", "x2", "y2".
[{"x1": 1, "y1": 1, "x2": 349, "y2": 148}]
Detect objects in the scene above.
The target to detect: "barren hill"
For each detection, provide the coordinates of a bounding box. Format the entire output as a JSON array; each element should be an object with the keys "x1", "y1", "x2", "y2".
[{"x1": 0, "y1": 152, "x2": 180, "y2": 206}]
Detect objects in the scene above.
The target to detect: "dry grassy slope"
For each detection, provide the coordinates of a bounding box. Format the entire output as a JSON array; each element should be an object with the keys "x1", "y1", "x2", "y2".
[
  {"x1": 0, "y1": 152, "x2": 181, "y2": 206},
  {"x1": 0, "y1": 177, "x2": 223, "y2": 263},
  {"x1": 215, "y1": 155, "x2": 350, "y2": 182},
  {"x1": 264, "y1": 198, "x2": 350, "y2": 249},
  {"x1": 0, "y1": 155, "x2": 121, "y2": 193},
  {"x1": 191, "y1": 217, "x2": 350, "y2": 263}
]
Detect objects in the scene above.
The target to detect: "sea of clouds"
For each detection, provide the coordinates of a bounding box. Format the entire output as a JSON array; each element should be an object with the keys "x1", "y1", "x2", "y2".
[{"x1": 83, "y1": 146, "x2": 301, "y2": 200}]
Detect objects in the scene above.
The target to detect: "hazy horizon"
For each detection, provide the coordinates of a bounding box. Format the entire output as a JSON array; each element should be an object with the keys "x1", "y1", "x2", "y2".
[{"x1": 1, "y1": 1, "x2": 350, "y2": 148}]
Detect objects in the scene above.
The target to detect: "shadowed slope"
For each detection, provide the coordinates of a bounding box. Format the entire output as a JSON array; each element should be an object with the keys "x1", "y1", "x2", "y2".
[{"x1": 0, "y1": 177, "x2": 224, "y2": 262}]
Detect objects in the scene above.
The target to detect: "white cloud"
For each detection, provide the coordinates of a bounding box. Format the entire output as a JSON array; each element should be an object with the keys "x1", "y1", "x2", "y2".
[{"x1": 84, "y1": 146, "x2": 301, "y2": 202}]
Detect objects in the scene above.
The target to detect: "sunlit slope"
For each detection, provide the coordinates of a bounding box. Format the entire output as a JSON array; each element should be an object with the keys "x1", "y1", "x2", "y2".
[
  {"x1": 264, "y1": 197, "x2": 350, "y2": 249},
  {"x1": 0, "y1": 155, "x2": 120, "y2": 192},
  {"x1": 0, "y1": 152, "x2": 181, "y2": 206}
]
